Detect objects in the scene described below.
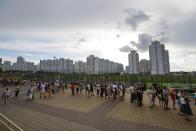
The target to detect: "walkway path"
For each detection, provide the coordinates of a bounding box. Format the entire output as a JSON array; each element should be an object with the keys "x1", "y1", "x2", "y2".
[{"x1": 0, "y1": 89, "x2": 195, "y2": 131}]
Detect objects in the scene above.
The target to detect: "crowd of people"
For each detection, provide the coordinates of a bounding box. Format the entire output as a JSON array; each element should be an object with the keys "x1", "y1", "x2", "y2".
[
  {"x1": 1, "y1": 79, "x2": 195, "y2": 121},
  {"x1": 70, "y1": 82, "x2": 126, "y2": 101},
  {"x1": 146, "y1": 83, "x2": 194, "y2": 121}
]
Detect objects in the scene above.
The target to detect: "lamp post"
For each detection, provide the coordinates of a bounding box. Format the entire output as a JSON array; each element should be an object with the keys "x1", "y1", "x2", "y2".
[{"x1": 188, "y1": 69, "x2": 192, "y2": 89}]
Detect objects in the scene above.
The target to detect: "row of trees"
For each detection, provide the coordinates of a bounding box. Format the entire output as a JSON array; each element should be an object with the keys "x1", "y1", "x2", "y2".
[{"x1": 0, "y1": 71, "x2": 196, "y2": 84}]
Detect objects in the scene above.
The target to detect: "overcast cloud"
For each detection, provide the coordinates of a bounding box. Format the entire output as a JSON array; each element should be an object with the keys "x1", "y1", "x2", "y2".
[
  {"x1": 123, "y1": 8, "x2": 151, "y2": 30},
  {"x1": 0, "y1": 0, "x2": 196, "y2": 71}
]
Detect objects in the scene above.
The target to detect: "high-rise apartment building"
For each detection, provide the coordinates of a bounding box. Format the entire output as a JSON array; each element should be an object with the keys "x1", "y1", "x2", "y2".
[
  {"x1": 17, "y1": 56, "x2": 25, "y2": 63},
  {"x1": 149, "y1": 40, "x2": 170, "y2": 75},
  {"x1": 3, "y1": 61, "x2": 11, "y2": 71},
  {"x1": 74, "y1": 61, "x2": 86, "y2": 73},
  {"x1": 39, "y1": 58, "x2": 73, "y2": 74},
  {"x1": 12, "y1": 56, "x2": 35, "y2": 71},
  {"x1": 128, "y1": 50, "x2": 139, "y2": 74}
]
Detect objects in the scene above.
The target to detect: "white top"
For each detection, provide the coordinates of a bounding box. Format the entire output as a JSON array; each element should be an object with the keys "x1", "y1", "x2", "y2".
[
  {"x1": 87, "y1": 84, "x2": 90, "y2": 90},
  {"x1": 130, "y1": 86, "x2": 134, "y2": 93},
  {"x1": 96, "y1": 84, "x2": 100, "y2": 89},
  {"x1": 41, "y1": 84, "x2": 45, "y2": 92},
  {"x1": 112, "y1": 84, "x2": 117, "y2": 89},
  {"x1": 180, "y1": 97, "x2": 186, "y2": 104}
]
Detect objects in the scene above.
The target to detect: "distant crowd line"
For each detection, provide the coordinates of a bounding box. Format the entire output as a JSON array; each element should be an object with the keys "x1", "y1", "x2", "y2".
[{"x1": 1, "y1": 78, "x2": 196, "y2": 121}]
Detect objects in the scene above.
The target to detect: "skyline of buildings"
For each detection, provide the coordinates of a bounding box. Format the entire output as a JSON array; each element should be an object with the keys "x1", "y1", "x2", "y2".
[
  {"x1": 0, "y1": 40, "x2": 170, "y2": 75},
  {"x1": 126, "y1": 40, "x2": 170, "y2": 75},
  {"x1": 0, "y1": 55, "x2": 124, "y2": 74}
]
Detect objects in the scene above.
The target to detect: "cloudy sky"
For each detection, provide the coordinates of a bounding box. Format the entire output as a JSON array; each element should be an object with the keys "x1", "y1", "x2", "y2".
[{"x1": 0, "y1": 0, "x2": 196, "y2": 71}]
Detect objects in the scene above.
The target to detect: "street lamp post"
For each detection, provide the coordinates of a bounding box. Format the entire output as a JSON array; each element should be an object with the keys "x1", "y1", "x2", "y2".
[{"x1": 189, "y1": 71, "x2": 192, "y2": 89}]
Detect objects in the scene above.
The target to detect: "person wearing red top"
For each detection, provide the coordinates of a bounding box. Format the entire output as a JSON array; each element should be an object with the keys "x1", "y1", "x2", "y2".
[
  {"x1": 170, "y1": 89, "x2": 176, "y2": 110},
  {"x1": 71, "y1": 82, "x2": 75, "y2": 95}
]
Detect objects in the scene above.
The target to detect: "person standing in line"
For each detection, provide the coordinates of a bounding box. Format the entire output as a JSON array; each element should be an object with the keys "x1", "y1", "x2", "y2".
[
  {"x1": 71, "y1": 82, "x2": 75, "y2": 96},
  {"x1": 30, "y1": 84, "x2": 34, "y2": 100},
  {"x1": 122, "y1": 84, "x2": 126, "y2": 100},
  {"x1": 79, "y1": 82, "x2": 83, "y2": 94},
  {"x1": 96, "y1": 83, "x2": 100, "y2": 96},
  {"x1": 90, "y1": 82, "x2": 94, "y2": 96},
  {"x1": 100, "y1": 83, "x2": 104, "y2": 97},
  {"x1": 107, "y1": 83, "x2": 112, "y2": 99},
  {"x1": 152, "y1": 85, "x2": 157, "y2": 106},
  {"x1": 119, "y1": 83, "x2": 123, "y2": 100},
  {"x1": 170, "y1": 89, "x2": 176, "y2": 110},
  {"x1": 180, "y1": 91, "x2": 193, "y2": 121},
  {"x1": 148, "y1": 87, "x2": 154, "y2": 108},
  {"x1": 104, "y1": 84, "x2": 108, "y2": 99},
  {"x1": 157, "y1": 87, "x2": 164, "y2": 107},
  {"x1": 163, "y1": 87, "x2": 170, "y2": 110},
  {"x1": 40, "y1": 82, "x2": 46, "y2": 98},
  {"x1": 85, "y1": 82, "x2": 88, "y2": 95},
  {"x1": 48, "y1": 83, "x2": 52, "y2": 98},
  {"x1": 112, "y1": 83, "x2": 117, "y2": 100},
  {"x1": 130, "y1": 85, "x2": 134, "y2": 103},
  {"x1": 15, "y1": 83, "x2": 20, "y2": 98},
  {"x1": 86, "y1": 82, "x2": 90, "y2": 97},
  {"x1": 2, "y1": 88, "x2": 9, "y2": 105},
  {"x1": 76, "y1": 83, "x2": 80, "y2": 94},
  {"x1": 136, "y1": 87, "x2": 143, "y2": 106},
  {"x1": 176, "y1": 90, "x2": 183, "y2": 115}
]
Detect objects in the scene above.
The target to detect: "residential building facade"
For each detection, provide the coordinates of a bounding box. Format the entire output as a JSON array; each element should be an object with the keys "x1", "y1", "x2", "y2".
[
  {"x1": 139, "y1": 59, "x2": 151, "y2": 74},
  {"x1": 128, "y1": 50, "x2": 139, "y2": 74},
  {"x1": 39, "y1": 58, "x2": 74, "y2": 74},
  {"x1": 74, "y1": 61, "x2": 86, "y2": 73},
  {"x1": 149, "y1": 40, "x2": 170, "y2": 75},
  {"x1": 86, "y1": 55, "x2": 124, "y2": 74},
  {"x1": 12, "y1": 56, "x2": 35, "y2": 71},
  {"x1": 3, "y1": 61, "x2": 11, "y2": 71}
]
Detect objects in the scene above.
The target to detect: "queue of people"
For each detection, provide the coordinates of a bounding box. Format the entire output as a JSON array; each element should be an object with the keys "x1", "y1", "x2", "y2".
[
  {"x1": 147, "y1": 83, "x2": 193, "y2": 121},
  {"x1": 68, "y1": 82, "x2": 126, "y2": 101},
  {"x1": 1, "y1": 80, "x2": 194, "y2": 121}
]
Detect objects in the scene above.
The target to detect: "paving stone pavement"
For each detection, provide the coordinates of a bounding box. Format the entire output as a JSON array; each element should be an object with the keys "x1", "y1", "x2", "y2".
[
  {"x1": 4, "y1": 99, "x2": 177, "y2": 131},
  {"x1": 0, "y1": 104, "x2": 100, "y2": 131},
  {"x1": 106, "y1": 95, "x2": 196, "y2": 131},
  {"x1": 0, "y1": 89, "x2": 195, "y2": 131}
]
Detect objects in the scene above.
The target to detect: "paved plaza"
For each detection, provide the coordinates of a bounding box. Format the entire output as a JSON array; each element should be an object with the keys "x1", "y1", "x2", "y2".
[{"x1": 0, "y1": 89, "x2": 196, "y2": 131}]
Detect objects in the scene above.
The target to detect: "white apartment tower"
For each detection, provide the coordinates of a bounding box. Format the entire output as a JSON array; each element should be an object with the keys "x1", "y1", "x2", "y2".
[
  {"x1": 3, "y1": 61, "x2": 11, "y2": 71},
  {"x1": 12, "y1": 56, "x2": 35, "y2": 71},
  {"x1": 86, "y1": 55, "x2": 123, "y2": 74},
  {"x1": 149, "y1": 40, "x2": 170, "y2": 75},
  {"x1": 128, "y1": 50, "x2": 139, "y2": 74},
  {"x1": 39, "y1": 58, "x2": 73, "y2": 73},
  {"x1": 74, "y1": 61, "x2": 86, "y2": 73}
]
